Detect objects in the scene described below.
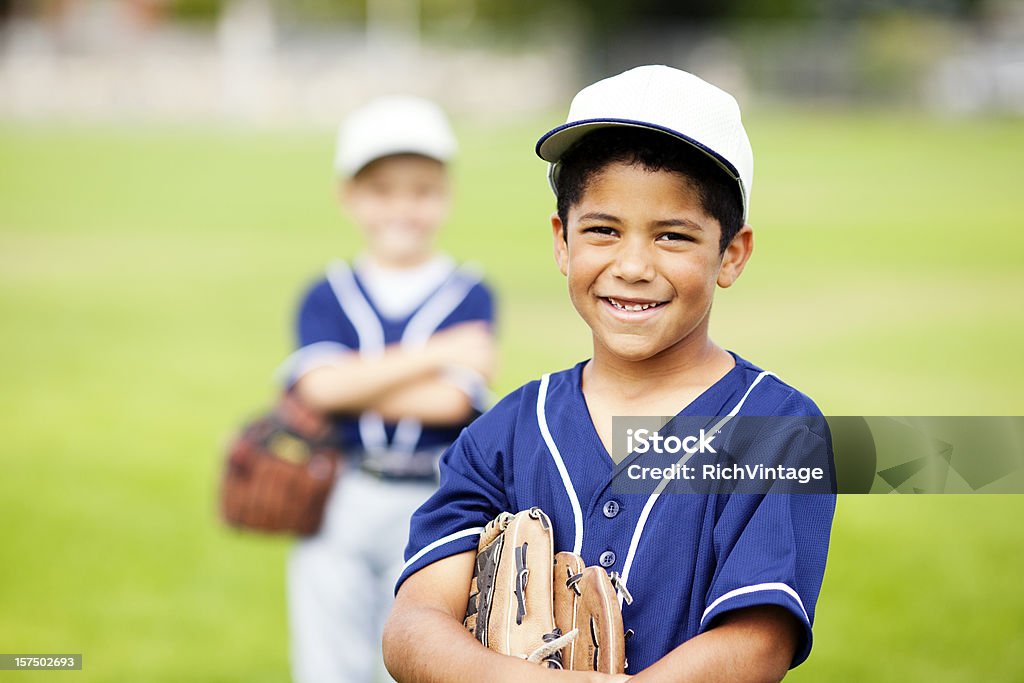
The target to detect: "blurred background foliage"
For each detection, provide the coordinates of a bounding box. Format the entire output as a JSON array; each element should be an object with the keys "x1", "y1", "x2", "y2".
[
  {"x1": 5, "y1": 0, "x2": 1021, "y2": 115},
  {"x1": 160, "y1": 0, "x2": 991, "y2": 24}
]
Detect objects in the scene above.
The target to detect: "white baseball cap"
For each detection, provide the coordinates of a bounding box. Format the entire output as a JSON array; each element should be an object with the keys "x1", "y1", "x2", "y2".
[
  {"x1": 536, "y1": 65, "x2": 754, "y2": 222},
  {"x1": 334, "y1": 95, "x2": 457, "y2": 177}
]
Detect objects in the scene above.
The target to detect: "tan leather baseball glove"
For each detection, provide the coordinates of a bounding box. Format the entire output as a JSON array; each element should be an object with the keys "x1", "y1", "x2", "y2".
[
  {"x1": 464, "y1": 507, "x2": 630, "y2": 672},
  {"x1": 553, "y1": 551, "x2": 632, "y2": 672}
]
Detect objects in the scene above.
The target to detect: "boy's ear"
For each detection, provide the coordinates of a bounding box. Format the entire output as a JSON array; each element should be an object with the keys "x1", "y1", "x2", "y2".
[
  {"x1": 551, "y1": 212, "x2": 569, "y2": 276},
  {"x1": 337, "y1": 179, "x2": 353, "y2": 208},
  {"x1": 718, "y1": 224, "x2": 754, "y2": 288}
]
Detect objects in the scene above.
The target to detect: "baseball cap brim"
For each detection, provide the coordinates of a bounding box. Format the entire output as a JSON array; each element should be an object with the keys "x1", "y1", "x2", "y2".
[
  {"x1": 536, "y1": 118, "x2": 743, "y2": 201},
  {"x1": 335, "y1": 95, "x2": 457, "y2": 178},
  {"x1": 346, "y1": 145, "x2": 452, "y2": 178}
]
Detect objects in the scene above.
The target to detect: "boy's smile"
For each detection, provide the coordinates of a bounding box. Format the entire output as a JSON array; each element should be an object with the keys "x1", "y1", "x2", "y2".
[{"x1": 553, "y1": 161, "x2": 751, "y2": 365}]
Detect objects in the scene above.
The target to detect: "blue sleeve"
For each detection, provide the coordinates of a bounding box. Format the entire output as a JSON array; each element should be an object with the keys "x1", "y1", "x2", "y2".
[
  {"x1": 396, "y1": 419, "x2": 511, "y2": 593},
  {"x1": 278, "y1": 278, "x2": 359, "y2": 386},
  {"x1": 698, "y1": 427, "x2": 835, "y2": 667}
]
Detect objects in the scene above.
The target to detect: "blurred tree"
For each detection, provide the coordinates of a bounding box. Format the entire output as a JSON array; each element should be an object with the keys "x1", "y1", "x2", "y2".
[
  {"x1": 277, "y1": 0, "x2": 363, "y2": 23},
  {"x1": 161, "y1": 0, "x2": 994, "y2": 28},
  {"x1": 170, "y1": 0, "x2": 221, "y2": 21}
]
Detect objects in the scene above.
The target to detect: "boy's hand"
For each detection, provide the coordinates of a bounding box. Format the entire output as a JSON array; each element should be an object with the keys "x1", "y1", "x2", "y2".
[{"x1": 426, "y1": 321, "x2": 496, "y2": 379}]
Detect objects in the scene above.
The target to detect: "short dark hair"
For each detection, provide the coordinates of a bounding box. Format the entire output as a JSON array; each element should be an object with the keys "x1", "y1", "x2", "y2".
[{"x1": 554, "y1": 128, "x2": 744, "y2": 252}]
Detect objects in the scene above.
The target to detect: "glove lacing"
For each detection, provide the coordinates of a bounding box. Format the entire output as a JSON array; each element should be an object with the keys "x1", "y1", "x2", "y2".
[
  {"x1": 524, "y1": 627, "x2": 578, "y2": 668},
  {"x1": 609, "y1": 571, "x2": 633, "y2": 605}
]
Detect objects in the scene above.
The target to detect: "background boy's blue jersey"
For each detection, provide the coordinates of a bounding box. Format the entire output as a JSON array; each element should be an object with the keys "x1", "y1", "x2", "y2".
[
  {"x1": 282, "y1": 260, "x2": 494, "y2": 455},
  {"x1": 398, "y1": 353, "x2": 835, "y2": 672}
]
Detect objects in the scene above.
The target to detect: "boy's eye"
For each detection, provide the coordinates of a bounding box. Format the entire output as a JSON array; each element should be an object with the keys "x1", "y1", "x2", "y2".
[
  {"x1": 656, "y1": 232, "x2": 695, "y2": 242},
  {"x1": 583, "y1": 226, "x2": 617, "y2": 236}
]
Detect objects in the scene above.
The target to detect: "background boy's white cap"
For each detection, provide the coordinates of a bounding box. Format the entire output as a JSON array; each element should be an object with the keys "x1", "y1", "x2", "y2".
[
  {"x1": 536, "y1": 65, "x2": 754, "y2": 222},
  {"x1": 334, "y1": 95, "x2": 457, "y2": 177}
]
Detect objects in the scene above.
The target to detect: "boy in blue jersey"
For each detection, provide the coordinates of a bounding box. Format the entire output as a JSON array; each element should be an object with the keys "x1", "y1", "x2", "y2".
[
  {"x1": 282, "y1": 96, "x2": 496, "y2": 683},
  {"x1": 383, "y1": 66, "x2": 835, "y2": 682}
]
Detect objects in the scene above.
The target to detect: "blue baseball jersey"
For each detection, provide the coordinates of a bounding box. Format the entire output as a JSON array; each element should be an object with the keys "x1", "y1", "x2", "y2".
[
  {"x1": 397, "y1": 353, "x2": 835, "y2": 672},
  {"x1": 281, "y1": 259, "x2": 494, "y2": 455}
]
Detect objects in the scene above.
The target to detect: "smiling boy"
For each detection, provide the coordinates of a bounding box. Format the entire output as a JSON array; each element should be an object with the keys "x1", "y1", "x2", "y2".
[{"x1": 383, "y1": 66, "x2": 834, "y2": 682}]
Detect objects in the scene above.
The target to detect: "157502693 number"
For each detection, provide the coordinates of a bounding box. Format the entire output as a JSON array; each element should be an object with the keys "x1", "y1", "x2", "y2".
[{"x1": 0, "y1": 654, "x2": 82, "y2": 670}]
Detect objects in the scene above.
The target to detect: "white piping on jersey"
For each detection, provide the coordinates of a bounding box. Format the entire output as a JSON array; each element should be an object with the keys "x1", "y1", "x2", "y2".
[
  {"x1": 401, "y1": 526, "x2": 485, "y2": 573},
  {"x1": 389, "y1": 418, "x2": 424, "y2": 457},
  {"x1": 617, "y1": 370, "x2": 778, "y2": 608},
  {"x1": 326, "y1": 260, "x2": 481, "y2": 454},
  {"x1": 327, "y1": 261, "x2": 387, "y2": 355},
  {"x1": 700, "y1": 582, "x2": 809, "y2": 627},
  {"x1": 537, "y1": 373, "x2": 585, "y2": 555},
  {"x1": 327, "y1": 262, "x2": 389, "y2": 451},
  {"x1": 390, "y1": 265, "x2": 482, "y2": 455},
  {"x1": 722, "y1": 371, "x2": 776, "y2": 418},
  {"x1": 402, "y1": 264, "x2": 481, "y2": 346},
  {"x1": 443, "y1": 366, "x2": 491, "y2": 412}
]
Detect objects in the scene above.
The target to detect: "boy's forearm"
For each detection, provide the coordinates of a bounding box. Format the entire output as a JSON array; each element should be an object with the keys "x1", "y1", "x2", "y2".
[
  {"x1": 383, "y1": 601, "x2": 612, "y2": 683},
  {"x1": 294, "y1": 345, "x2": 444, "y2": 413},
  {"x1": 374, "y1": 379, "x2": 476, "y2": 426},
  {"x1": 628, "y1": 606, "x2": 797, "y2": 683}
]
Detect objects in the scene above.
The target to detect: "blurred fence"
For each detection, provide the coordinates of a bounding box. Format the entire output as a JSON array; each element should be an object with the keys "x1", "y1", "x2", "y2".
[
  {"x1": 0, "y1": 0, "x2": 574, "y2": 124},
  {"x1": 1, "y1": 0, "x2": 1023, "y2": 124}
]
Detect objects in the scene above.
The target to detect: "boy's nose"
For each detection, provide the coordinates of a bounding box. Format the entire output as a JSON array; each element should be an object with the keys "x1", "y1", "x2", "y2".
[
  {"x1": 392, "y1": 195, "x2": 418, "y2": 215},
  {"x1": 610, "y1": 241, "x2": 655, "y2": 283},
  {"x1": 385, "y1": 202, "x2": 421, "y2": 225}
]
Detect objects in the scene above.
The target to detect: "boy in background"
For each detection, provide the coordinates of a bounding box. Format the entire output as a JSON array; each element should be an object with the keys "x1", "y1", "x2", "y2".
[
  {"x1": 282, "y1": 96, "x2": 496, "y2": 683},
  {"x1": 384, "y1": 66, "x2": 833, "y2": 681}
]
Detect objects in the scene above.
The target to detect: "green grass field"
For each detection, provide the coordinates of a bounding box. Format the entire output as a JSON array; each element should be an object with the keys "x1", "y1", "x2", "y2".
[{"x1": 1, "y1": 111, "x2": 1023, "y2": 681}]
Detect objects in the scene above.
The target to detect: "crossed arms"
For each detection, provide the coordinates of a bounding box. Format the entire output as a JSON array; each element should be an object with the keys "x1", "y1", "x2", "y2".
[{"x1": 295, "y1": 321, "x2": 495, "y2": 426}]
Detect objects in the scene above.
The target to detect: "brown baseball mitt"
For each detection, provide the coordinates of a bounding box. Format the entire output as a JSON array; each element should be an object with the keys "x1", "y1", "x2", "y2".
[
  {"x1": 553, "y1": 551, "x2": 632, "y2": 673},
  {"x1": 220, "y1": 392, "x2": 342, "y2": 536},
  {"x1": 463, "y1": 508, "x2": 630, "y2": 672},
  {"x1": 463, "y1": 508, "x2": 572, "y2": 667}
]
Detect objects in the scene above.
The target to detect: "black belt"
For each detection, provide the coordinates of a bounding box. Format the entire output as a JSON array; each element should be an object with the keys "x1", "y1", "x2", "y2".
[{"x1": 357, "y1": 449, "x2": 441, "y2": 482}]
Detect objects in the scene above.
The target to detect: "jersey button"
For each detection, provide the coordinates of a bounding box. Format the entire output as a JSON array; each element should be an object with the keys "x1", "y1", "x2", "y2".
[
  {"x1": 599, "y1": 550, "x2": 616, "y2": 568},
  {"x1": 602, "y1": 500, "x2": 620, "y2": 518}
]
